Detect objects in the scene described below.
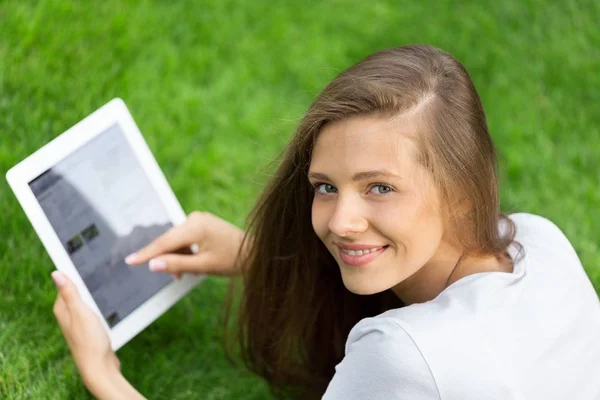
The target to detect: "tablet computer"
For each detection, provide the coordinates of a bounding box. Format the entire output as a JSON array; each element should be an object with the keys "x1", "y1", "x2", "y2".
[{"x1": 6, "y1": 98, "x2": 204, "y2": 350}]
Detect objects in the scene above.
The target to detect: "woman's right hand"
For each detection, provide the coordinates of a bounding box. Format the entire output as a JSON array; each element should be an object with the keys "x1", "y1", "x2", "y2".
[{"x1": 125, "y1": 211, "x2": 247, "y2": 278}]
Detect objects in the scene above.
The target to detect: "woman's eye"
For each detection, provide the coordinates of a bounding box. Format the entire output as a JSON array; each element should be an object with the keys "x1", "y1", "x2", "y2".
[
  {"x1": 315, "y1": 183, "x2": 337, "y2": 194},
  {"x1": 370, "y1": 184, "x2": 393, "y2": 195}
]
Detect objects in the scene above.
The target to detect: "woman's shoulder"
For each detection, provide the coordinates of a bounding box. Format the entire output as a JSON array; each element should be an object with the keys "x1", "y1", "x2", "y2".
[
  {"x1": 324, "y1": 315, "x2": 440, "y2": 399},
  {"x1": 343, "y1": 314, "x2": 434, "y2": 371},
  {"x1": 344, "y1": 313, "x2": 420, "y2": 353},
  {"x1": 508, "y1": 212, "x2": 573, "y2": 248},
  {"x1": 508, "y1": 212, "x2": 582, "y2": 266}
]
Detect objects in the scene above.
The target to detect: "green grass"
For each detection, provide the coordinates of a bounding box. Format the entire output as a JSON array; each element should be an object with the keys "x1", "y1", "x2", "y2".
[{"x1": 1, "y1": 0, "x2": 599, "y2": 398}]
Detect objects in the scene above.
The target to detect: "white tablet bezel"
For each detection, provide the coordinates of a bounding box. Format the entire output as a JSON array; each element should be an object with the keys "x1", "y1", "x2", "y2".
[{"x1": 6, "y1": 98, "x2": 205, "y2": 351}]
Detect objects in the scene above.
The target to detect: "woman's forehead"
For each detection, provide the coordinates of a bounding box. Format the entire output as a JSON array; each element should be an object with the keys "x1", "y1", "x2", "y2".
[{"x1": 310, "y1": 115, "x2": 420, "y2": 173}]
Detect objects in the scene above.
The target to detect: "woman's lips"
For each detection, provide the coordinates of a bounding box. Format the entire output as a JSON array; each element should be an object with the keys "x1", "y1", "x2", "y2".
[{"x1": 337, "y1": 245, "x2": 388, "y2": 266}]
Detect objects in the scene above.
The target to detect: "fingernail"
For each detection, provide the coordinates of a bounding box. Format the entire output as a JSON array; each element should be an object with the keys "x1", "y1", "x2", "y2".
[
  {"x1": 125, "y1": 253, "x2": 139, "y2": 265},
  {"x1": 149, "y1": 259, "x2": 167, "y2": 272},
  {"x1": 51, "y1": 271, "x2": 67, "y2": 287}
]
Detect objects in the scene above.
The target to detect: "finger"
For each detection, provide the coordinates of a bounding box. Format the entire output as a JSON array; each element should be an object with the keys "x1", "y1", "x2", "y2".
[
  {"x1": 52, "y1": 271, "x2": 84, "y2": 312},
  {"x1": 148, "y1": 253, "x2": 210, "y2": 274},
  {"x1": 53, "y1": 295, "x2": 71, "y2": 332},
  {"x1": 125, "y1": 223, "x2": 199, "y2": 265}
]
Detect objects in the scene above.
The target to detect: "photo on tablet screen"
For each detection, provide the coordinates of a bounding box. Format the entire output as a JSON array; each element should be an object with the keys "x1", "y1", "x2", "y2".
[{"x1": 29, "y1": 124, "x2": 173, "y2": 328}]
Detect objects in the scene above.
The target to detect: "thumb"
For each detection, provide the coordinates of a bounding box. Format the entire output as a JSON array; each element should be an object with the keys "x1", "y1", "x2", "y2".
[{"x1": 52, "y1": 271, "x2": 82, "y2": 310}]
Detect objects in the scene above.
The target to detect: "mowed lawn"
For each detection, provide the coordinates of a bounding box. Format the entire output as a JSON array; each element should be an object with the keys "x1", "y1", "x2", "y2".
[{"x1": 1, "y1": 0, "x2": 599, "y2": 398}]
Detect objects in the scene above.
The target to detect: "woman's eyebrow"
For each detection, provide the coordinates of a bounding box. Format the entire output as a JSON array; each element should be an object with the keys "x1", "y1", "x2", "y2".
[{"x1": 307, "y1": 170, "x2": 401, "y2": 181}]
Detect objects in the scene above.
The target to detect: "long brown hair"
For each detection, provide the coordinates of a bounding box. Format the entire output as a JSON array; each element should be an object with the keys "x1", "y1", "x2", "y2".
[{"x1": 228, "y1": 44, "x2": 519, "y2": 399}]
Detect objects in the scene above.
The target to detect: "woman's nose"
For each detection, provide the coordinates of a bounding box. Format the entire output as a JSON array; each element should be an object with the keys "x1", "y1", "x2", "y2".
[{"x1": 327, "y1": 196, "x2": 368, "y2": 237}]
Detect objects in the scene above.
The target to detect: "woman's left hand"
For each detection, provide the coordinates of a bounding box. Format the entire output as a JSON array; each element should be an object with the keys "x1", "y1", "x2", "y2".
[{"x1": 52, "y1": 271, "x2": 120, "y2": 390}]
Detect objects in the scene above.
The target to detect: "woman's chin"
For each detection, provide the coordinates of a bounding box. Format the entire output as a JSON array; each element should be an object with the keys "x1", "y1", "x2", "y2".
[{"x1": 341, "y1": 275, "x2": 393, "y2": 295}]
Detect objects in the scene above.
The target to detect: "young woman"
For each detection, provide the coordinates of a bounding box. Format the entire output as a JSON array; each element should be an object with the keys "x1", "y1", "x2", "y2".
[{"x1": 51, "y1": 45, "x2": 600, "y2": 399}]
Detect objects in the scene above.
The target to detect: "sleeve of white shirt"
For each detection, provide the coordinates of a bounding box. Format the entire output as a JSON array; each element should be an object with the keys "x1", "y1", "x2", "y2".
[{"x1": 322, "y1": 317, "x2": 440, "y2": 400}]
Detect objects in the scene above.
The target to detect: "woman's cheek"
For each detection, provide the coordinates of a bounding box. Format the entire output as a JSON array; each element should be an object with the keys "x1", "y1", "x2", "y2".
[{"x1": 372, "y1": 195, "x2": 416, "y2": 229}]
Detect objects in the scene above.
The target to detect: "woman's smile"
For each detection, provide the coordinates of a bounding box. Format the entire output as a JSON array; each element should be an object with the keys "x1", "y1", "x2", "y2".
[{"x1": 336, "y1": 244, "x2": 389, "y2": 266}]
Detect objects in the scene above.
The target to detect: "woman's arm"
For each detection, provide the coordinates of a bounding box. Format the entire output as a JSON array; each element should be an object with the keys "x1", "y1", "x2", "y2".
[{"x1": 85, "y1": 368, "x2": 145, "y2": 400}]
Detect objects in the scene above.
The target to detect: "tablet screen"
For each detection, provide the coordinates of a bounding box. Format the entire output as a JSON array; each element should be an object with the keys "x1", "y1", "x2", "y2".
[{"x1": 29, "y1": 124, "x2": 173, "y2": 327}]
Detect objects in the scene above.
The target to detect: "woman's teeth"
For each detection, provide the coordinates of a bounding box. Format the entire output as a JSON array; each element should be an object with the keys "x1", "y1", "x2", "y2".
[{"x1": 341, "y1": 247, "x2": 382, "y2": 256}]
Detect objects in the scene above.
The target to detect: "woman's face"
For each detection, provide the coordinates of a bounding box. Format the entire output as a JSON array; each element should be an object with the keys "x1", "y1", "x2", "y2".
[{"x1": 309, "y1": 114, "x2": 448, "y2": 295}]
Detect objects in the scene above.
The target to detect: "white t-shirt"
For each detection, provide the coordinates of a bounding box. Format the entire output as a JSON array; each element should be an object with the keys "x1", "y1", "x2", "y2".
[{"x1": 323, "y1": 213, "x2": 600, "y2": 400}]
